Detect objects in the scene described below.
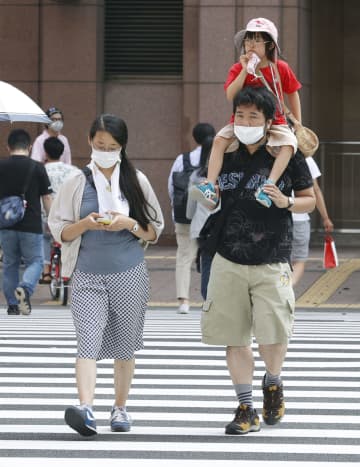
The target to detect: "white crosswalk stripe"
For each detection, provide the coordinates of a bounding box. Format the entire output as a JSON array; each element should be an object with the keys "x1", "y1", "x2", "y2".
[{"x1": 0, "y1": 307, "x2": 360, "y2": 466}]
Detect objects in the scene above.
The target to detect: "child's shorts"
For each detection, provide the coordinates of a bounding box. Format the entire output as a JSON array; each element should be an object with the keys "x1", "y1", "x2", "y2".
[{"x1": 217, "y1": 123, "x2": 298, "y2": 156}]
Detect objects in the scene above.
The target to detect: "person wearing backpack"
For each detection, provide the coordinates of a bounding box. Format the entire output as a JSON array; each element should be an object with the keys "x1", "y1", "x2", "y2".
[{"x1": 168, "y1": 123, "x2": 215, "y2": 314}]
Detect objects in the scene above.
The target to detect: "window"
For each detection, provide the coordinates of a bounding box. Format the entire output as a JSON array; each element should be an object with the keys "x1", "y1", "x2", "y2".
[{"x1": 105, "y1": 0, "x2": 183, "y2": 78}]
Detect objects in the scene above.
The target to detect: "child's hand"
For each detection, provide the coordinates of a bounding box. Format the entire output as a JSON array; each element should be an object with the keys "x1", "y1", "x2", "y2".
[{"x1": 239, "y1": 53, "x2": 249, "y2": 68}]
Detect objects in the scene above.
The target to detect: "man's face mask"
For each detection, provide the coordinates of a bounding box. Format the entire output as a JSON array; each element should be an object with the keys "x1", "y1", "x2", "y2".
[
  {"x1": 233, "y1": 125, "x2": 265, "y2": 145},
  {"x1": 49, "y1": 120, "x2": 64, "y2": 133}
]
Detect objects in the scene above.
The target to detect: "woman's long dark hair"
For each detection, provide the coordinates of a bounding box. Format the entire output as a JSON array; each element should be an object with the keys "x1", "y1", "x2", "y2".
[
  {"x1": 196, "y1": 135, "x2": 214, "y2": 178},
  {"x1": 89, "y1": 114, "x2": 158, "y2": 230}
]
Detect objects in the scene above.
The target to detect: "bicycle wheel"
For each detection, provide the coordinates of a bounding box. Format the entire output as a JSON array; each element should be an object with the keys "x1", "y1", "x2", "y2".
[
  {"x1": 59, "y1": 278, "x2": 69, "y2": 306},
  {"x1": 49, "y1": 277, "x2": 60, "y2": 300},
  {"x1": 49, "y1": 256, "x2": 61, "y2": 300}
]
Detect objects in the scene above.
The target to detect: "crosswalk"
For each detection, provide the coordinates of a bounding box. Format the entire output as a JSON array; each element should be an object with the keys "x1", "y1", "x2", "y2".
[{"x1": 0, "y1": 307, "x2": 360, "y2": 466}]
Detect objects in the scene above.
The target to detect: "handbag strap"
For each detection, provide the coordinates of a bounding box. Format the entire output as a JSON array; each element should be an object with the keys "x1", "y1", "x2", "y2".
[
  {"x1": 258, "y1": 64, "x2": 301, "y2": 129},
  {"x1": 21, "y1": 160, "x2": 36, "y2": 197}
]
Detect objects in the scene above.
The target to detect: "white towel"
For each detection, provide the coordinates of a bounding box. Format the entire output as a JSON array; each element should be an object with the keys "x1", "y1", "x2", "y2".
[{"x1": 88, "y1": 161, "x2": 129, "y2": 217}]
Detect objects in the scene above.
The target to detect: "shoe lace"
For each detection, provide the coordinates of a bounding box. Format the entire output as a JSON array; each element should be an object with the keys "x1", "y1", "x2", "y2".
[
  {"x1": 112, "y1": 407, "x2": 130, "y2": 423},
  {"x1": 234, "y1": 404, "x2": 251, "y2": 424},
  {"x1": 264, "y1": 385, "x2": 283, "y2": 412}
]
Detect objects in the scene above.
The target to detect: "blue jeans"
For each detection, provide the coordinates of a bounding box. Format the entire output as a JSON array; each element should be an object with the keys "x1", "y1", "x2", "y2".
[{"x1": 1, "y1": 230, "x2": 44, "y2": 305}]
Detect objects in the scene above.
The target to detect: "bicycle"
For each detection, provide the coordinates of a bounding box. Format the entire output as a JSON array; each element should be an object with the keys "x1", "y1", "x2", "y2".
[{"x1": 49, "y1": 241, "x2": 70, "y2": 306}]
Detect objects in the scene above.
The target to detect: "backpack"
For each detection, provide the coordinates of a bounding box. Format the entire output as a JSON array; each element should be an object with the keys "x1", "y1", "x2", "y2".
[{"x1": 172, "y1": 152, "x2": 197, "y2": 224}]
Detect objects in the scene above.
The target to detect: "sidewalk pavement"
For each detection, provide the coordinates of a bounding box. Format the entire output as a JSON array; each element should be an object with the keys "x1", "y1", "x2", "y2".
[{"x1": 1, "y1": 245, "x2": 359, "y2": 309}]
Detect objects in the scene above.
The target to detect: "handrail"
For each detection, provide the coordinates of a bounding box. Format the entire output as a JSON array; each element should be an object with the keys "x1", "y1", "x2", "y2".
[{"x1": 316, "y1": 141, "x2": 360, "y2": 235}]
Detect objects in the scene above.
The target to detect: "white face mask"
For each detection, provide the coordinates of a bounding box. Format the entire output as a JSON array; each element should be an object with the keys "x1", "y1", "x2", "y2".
[
  {"x1": 49, "y1": 121, "x2": 63, "y2": 133},
  {"x1": 234, "y1": 125, "x2": 265, "y2": 145},
  {"x1": 91, "y1": 147, "x2": 121, "y2": 169}
]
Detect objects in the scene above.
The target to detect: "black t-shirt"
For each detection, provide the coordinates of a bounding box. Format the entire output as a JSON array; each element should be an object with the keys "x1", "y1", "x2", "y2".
[
  {"x1": 217, "y1": 145, "x2": 313, "y2": 265},
  {"x1": 0, "y1": 155, "x2": 52, "y2": 234}
]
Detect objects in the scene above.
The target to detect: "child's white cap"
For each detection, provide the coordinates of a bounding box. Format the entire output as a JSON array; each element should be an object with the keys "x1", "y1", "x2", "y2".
[
  {"x1": 234, "y1": 18, "x2": 280, "y2": 53},
  {"x1": 245, "y1": 17, "x2": 280, "y2": 51}
]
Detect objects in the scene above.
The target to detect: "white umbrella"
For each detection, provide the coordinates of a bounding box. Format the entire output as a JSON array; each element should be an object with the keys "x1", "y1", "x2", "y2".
[{"x1": 0, "y1": 81, "x2": 51, "y2": 124}]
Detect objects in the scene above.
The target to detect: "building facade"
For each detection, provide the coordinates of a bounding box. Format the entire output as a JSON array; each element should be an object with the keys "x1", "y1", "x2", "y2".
[{"x1": 0, "y1": 0, "x2": 359, "y2": 243}]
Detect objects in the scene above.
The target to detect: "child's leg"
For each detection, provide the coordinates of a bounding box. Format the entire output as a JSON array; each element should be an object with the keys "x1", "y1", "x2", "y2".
[
  {"x1": 190, "y1": 124, "x2": 235, "y2": 209},
  {"x1": 207, "y1": 135, "x2": 233, "y2": 184},
  {"x1": 267, "y1": 146, "x2": 293, "y2": 184},
  {"x1": 255, "y1": 146, "x2": 292, "y2": 208}
]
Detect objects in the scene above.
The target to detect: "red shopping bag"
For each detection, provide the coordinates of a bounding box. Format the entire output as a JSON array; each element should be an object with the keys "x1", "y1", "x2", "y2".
[{"x1": 323, "y1": 235, "x2": 339, "y2": 269}]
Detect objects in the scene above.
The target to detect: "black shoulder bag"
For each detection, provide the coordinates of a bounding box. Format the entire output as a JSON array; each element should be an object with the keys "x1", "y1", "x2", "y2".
[{"x1": 0, "y1": 160, "x2": 36, "y2": 229}]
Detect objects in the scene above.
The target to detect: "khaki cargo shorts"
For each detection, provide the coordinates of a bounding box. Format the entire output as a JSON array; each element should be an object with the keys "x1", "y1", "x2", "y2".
[{"x1": 201, "y1": 254, "x2": 295, "y2": 346}]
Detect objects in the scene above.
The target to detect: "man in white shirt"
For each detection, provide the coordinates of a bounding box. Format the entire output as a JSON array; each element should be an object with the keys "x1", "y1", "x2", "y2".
[
  {"x1": 292, "y1": 156, "x2": 334, "y2": 285},
  {"x1": 168, "y1": 123, "x2": 215, "y2": 314},
  {"x1": 31, "y1": 107, "x2": 72, "y2": 164},
  {"x1": 39, "y1": 137, "x2": 79, "y2": 283}
]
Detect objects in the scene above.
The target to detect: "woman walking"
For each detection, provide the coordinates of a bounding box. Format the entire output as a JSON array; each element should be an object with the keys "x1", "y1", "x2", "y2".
[{"x1": 48, "y1": 114, "x2": 164, "y2": 436}]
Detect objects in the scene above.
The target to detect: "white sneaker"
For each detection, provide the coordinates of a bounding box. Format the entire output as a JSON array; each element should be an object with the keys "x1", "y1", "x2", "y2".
[{"x1": 177, "y1": 303, "x2": 189, "y2": 314}]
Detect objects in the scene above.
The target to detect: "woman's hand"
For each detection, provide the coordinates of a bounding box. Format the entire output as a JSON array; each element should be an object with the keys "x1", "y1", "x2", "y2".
[
  {"x1": 82, "y1": 212, "x2": 110, "y2": 231},
  {"x1": 103, "y1": 211, "x2": 134, "y2": 232},
  {"x1": 61, "y1": 212, "x2": 108, "y2": 242}
]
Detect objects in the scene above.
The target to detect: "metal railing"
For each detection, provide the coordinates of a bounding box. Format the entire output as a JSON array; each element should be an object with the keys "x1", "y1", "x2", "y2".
[{"x1": 315, "y1": 141, "x2": 360, "y2": 233}]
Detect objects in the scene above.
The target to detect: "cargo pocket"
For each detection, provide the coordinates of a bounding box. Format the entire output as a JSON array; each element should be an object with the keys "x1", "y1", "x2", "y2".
[
  {"x1": 201, "y1": 299, "x2": 213, "y2": 339},
  {"x1": 286, "y1": 298, "x2": 295, "y2": 337}
]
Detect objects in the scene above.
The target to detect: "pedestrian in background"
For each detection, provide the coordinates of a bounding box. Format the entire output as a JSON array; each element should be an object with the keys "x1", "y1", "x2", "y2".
[
  {"x1": 186, "y1": 134, "x2": 216, "y2": 300},
  {"x1": 31, "y1": 106, "x2": 72, "y2": 164},
  {"x1": 168, "y1": 123, "x2": 215, "y2": 313},
  {"x1": 291, "y1": 156, "x2": 334, "y2": 286},
  {"x1": 0, "y1": 129, "x2": 52, "y2": 315},
  {"x1": 48, "y1": 114, "x2": 164, "y2": 436},
  {"x1": 39, "y1": 137, "x2": 80, "y2": 284}
]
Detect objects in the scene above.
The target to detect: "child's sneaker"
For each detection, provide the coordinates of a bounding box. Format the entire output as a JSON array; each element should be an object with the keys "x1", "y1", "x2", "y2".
[
  {"x1": 255, "y1": 179, "x2": 274, "y2": 208},
  {"x1": 189, "y1": 182, "x2": 218, "y2": 209}
]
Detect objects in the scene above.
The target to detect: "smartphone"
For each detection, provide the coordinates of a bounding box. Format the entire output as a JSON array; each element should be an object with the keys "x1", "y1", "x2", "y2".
[{"x1": 96, "y1": 217, "x2": 112, "y2": 225}]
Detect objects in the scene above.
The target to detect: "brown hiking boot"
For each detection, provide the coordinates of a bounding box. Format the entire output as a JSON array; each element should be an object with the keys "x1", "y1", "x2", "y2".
[
  {"x1": 225, "y1": 403, "x2": 261, "y2": 435},
  {"x1": 262, "y1": 374, "x2": 285, "y2": 425}
]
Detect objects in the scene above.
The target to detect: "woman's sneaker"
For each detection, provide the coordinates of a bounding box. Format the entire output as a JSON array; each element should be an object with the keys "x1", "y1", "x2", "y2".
[
  {"x1": 189, "y1": 182, "x2": 218, "y2": 209},
  {"x1": 225, "y1": 404, "x2": 261, "y2": 435},
  {"x1": 110, "y1": 406, "x2": 132, "y2": 432},
  {"x1": 64, "y1": 404, "x2": 97, "y2": 436}
]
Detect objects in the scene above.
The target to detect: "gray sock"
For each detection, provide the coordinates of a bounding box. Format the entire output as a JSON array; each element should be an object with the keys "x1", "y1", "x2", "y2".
[
  {"x1": 264, "y1": 371, "x2": 281, "y2": 387},
  {"x1": 234, "y1": 383, "x2": 253, "y2": 409}
]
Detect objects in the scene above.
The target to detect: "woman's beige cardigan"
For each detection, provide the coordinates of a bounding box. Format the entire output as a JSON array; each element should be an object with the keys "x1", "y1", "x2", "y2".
[{"x1": 48, "y1": 169, "x2": 164, "y2": 278}]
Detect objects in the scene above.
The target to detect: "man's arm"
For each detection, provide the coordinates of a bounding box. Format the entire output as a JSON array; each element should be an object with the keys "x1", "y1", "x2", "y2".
[
  {"x1": 313, "y1": 178, "x2": 334, "y2": 232},
  {"x1": 42, "y1": 194, "x2": 52, "y2": 216}
]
